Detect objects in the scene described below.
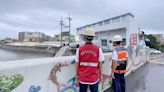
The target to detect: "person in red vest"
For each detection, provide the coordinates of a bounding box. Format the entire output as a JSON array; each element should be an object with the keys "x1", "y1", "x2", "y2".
[
  {"x1": 75, "y1": 28, "x2": 105, "y2": 92},
  {"x1": 110, "y1": 35, "x2": 128, "y2": 92}
]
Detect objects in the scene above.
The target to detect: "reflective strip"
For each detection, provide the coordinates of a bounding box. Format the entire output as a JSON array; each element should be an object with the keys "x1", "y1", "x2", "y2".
[
  {"x1": 114, "y1": 70, "x2": 126, "y2": 74},
  {"x1": 118, "y1": 59, "x2": 126, "y2": 63},
  {"x1": 80, "y1": 62, "x2": 98, "y2": 67},
  {"x1": 118, "y1": 59, "x2": 126, "y2": 61},
  {"x1": 79, "y1": 80, "x2": 98, "y2": 85}
]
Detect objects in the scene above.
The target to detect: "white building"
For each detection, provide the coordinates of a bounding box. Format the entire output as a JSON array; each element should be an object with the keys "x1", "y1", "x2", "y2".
[
  {"x1": 19, "y1": 32, "x2": 52, "y2": 42},
  {"x1": 77, "y1": 13, "x2": 140, "y2": 51}
]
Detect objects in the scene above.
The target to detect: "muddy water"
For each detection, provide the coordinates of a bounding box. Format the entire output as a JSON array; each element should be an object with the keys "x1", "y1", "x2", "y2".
[{"x1": 0, "y1": 48, "x2": 53, "y2": 61}]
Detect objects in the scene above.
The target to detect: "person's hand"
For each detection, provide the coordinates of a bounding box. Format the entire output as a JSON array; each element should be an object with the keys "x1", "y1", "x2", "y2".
[
  {"x1": 99, "y1": 76, "x2": 103, "y2": 83},
  {"x1": 110, "y1": 72, "x2": 115, "y2": 79},
  {"x1": 75, "y1": 76, "x2": 79, "y2": 87}
]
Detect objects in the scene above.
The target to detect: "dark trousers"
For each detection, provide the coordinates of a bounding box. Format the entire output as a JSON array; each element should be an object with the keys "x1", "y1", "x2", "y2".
[
  {"x1": 112, "y1": 73, "x2": 125, "y2": 92},
  {"x1": 79, "y1": 82, "x2": 98, "y2": 92}
]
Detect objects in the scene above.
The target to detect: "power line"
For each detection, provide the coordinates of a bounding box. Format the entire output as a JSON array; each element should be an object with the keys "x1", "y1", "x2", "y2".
[{"x1": 45, "y1": 26, "x2": 60, "y2": 33}]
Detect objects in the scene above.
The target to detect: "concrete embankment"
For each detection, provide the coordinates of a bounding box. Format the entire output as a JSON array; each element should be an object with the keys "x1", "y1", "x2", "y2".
[
  {"x1": 0, "y1": 43, "x2": 60, "y2": 54},
  {"x1": 0, "y1": 47, "x2": 149, "y2": 92}
]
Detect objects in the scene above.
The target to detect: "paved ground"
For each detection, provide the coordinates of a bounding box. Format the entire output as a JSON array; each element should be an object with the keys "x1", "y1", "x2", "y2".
[{"x1": 105, "y1": 58, "x2": 164, "y2": 92}]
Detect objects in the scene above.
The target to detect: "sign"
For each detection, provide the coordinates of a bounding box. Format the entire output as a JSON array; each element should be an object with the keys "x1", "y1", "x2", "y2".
[{"x1": 130, "y1": 33, "x2": 138, "y2": 46}]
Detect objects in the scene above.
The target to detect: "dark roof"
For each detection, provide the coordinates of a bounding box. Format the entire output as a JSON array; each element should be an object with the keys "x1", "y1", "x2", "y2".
[{"x1": 77, "y1": 12, "x2": 134, "y2": 30}]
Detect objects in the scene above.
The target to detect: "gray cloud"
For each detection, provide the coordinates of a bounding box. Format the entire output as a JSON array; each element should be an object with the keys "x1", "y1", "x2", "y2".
[{"x1": 0, "y1": 0, "x2": 164, "y2": 39}]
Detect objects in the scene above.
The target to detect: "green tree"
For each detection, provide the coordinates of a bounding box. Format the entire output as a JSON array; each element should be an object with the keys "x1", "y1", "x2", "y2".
[
  {"x1": 145, "y1": 34, "x2": 161, "y2": 50},
  {"x1": 159, "y1": 45, "x2": 164, "y2": 52}
]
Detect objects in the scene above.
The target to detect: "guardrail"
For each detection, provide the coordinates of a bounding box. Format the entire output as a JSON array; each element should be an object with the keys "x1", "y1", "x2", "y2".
[
  {"x1": 149, "y1": 53, "x2": 164, "y2": 60},
  {"x1": 0, "y1": 48, "x2": 149, "y2": 92}
]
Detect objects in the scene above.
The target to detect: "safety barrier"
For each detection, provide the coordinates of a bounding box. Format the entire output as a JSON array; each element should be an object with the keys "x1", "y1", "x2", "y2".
[
  {"x1": 149, "y1": 53, "x2": 164, "y2": 60},
  {"x1": 0, "y1": 47, "x2": 149, "y2": 92}
]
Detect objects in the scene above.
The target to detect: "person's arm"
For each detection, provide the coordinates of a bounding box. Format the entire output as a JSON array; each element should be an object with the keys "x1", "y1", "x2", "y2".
[
  {"x1": 75, "y1": 62, "x2": 79, "y2": 86},
  {"x1": 99, "y1": 62, "x2": 103, "y2": 82},
  {"x1": 126, "y1": 55, "x2": 129, "y2": 69},
  {"x1": 110, "y1": 50, "x2": 118, "y2": 79},
  {"x1": 74, "y1": 48, "x2": 80, "y2": 86},
  {"x1": 110, "y1": 61, "x2": 117, "y2": 79},
  {"x1": 126, "y1": 53, "x2": 129, "y2": 69},
  {"x1": 99, "y1": 48, "x2": 105, "y2": 82},
  {"x1": 111, "y1": 60, "x2": 118, "y2": 73},
  {"x1": 76, "y1": 63, "x2": 79, "y2": 79},
  {"x1": 75, "y1": 48, "x2": 79, "y2": 80}
]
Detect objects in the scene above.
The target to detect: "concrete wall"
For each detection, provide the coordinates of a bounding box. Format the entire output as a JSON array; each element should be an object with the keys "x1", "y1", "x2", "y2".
[{"x1": 0, "y1": 47, "x2": 150, "y2": 92}]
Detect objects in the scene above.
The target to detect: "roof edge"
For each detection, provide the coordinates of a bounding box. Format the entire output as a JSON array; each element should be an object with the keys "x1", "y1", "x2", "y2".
[{"x1": 77, "y1": 12, "x2": 134, "y2": 30}]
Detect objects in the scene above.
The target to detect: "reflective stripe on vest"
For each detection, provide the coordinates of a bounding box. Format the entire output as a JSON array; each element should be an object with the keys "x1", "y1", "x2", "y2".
[
  {"x1": 80, "y1": 62, "x2": 98, "y2": 67},
  {"x1": 118, "y1": 59, "x2": 126, "y2": 62}
]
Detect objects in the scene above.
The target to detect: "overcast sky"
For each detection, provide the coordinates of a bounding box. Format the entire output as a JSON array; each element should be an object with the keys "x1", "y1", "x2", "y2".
[{"x1": 0, "y1": 0, "x2": 164, "y2": 39}]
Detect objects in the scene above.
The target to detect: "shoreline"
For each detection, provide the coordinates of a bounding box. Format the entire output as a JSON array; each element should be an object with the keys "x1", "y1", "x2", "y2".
[{"x1": 0, "y1": 43, "x2": 60, "y2": 55}]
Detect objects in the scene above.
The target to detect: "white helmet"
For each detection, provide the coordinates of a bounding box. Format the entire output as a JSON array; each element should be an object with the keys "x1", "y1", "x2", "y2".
[
  {"x1": 83, "y1": 28, "x2": 95, "y2": 36},
  {"x1": 112, "y1": 35, "x2": 123, "y2": 42}
]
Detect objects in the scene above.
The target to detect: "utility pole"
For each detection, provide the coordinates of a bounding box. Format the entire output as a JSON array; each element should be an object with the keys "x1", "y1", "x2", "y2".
[
  {"x1": 67, "y1": 16, "x2": 72, "y2": 44},
  {"x1": 59, "y1": 17, "x2": 64, "y2": 46}
]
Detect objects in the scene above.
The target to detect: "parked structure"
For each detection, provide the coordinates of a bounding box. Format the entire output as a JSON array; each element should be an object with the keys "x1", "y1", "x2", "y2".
[
  {"x1": 77, "y1": 13, "x2": 140, "y2": 51},
  {"x1": 19, "y1": 32, "x2": 53, "y2": 42}
]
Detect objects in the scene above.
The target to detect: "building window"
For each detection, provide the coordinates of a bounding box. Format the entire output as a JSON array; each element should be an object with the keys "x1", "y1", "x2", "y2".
[
  {"x1": 101, "y1": 39, "x2": 107, "y2": 46},
  {"x1": 112, "y1": 18, "x2": 120, "y2": 23},
  {"x1": 122, "y1": 39, "x2": 126, "y2": 45},
  {"x1": 109, "y1": 40, "x2": 112, "y2": 43},
  {"x1": 122, "y1": 16, "x2": 127, "y2": 21},
  {"x1": 104, "y1": 20, "x2": 110, "y2": 24},
  {"x1": 97, "y1": 22, "x2": 103, "y2": 26},
  {"x1": 28, "y1": 33, "x2": 32, "y2": 35},
  {"x1": 29, "y1": 38, "x2": 33, "y2": 42},
  {"x1": 91, "y1": 24, "x2": 96, "y2": 27}
]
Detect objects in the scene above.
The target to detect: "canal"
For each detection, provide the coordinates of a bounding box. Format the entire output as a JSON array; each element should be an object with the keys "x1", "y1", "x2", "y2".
[{"x1": 0, "y1": 48, "x2": 53, "y2": 61}]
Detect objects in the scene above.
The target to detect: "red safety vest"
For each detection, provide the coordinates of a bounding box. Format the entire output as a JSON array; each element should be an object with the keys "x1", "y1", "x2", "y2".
[
  {"x1": 78, "y1": 44, "x2": 99, "y2": 83},
  {"x1": 114, "y1": 47, "x2": 127, "y2": 74}
]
